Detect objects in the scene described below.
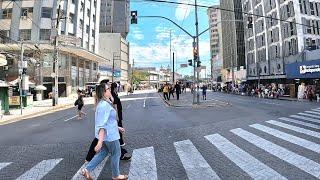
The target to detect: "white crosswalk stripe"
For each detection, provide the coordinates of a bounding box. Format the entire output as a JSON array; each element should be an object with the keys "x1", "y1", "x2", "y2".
[
  {"x1": 298, "y1": 112, "x2": 320, "y2": 119},
  {"x1": 16, "y1": 158, "x2": 63, "y2": 180},
  {"x1": 0, "y1": 162, "x2": 11, "y2": 171},
  {"x1": 290, "y1": 115, "x2": 320, "y2": 124},
  {"x1": 231, "y1": 128, "x2": 320, "y2": 179},
  {"x1": 72, "y1": 157, "x2": 108, "y2": 180},
  {"x1": 250, "y1": 124, "x2": 320, "y2": 153},
  {"x1": 279, "y1": 117, "x2": 320, "y2": 129},
  {"x1": 311, "y1": 109, "x2": 320, "y2": 112},
  {"x1": 128, "y1": 147, "x2": 157, "y2": 180},
  {"x1": 205, "y1": 134, "x2": 287, "y2": 180},
  {"x1": 266, "y1": 120, "x2": 320, "y2": 138},
  {"x1": 305, "y1": 111, "x2": 320, "y2": 116},
  {"x1": 174, "y1": 140, "x2": 220, "y2": 180}
]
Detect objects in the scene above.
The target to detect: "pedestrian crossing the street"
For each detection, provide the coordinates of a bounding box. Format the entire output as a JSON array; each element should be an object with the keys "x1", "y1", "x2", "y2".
[{"x1": 0, "y1": 108, "x2": 319, "y2": 179}]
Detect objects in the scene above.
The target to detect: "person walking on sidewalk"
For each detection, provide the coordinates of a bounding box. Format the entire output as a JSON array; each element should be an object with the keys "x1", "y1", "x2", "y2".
[
  {"x1": 81, "y1": 84, "x2": 128, "y2": 180},
  {"x1": 169, "y1": 84, "x2": 175, "y2": 99},
  {"x1": 75, "y1": 89, "x2": 86, "y2": 119},
  {"x1": 174, "y1": 82, "x2": 181, "y2": 100},
  {"x1": 163, "y1": 83, "x2": 169, "y2": 100},
  {"x1": 111, "y1": 82, "x2": 131, "y2": 160},
  {"x1": 202, "y1": 84, "x2": 207, "y2": 100}
]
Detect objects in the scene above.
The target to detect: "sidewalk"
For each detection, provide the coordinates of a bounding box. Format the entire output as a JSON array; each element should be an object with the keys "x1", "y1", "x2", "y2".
[
  {"x1": 159, "y1": 90, "x2": 231, "y2": 108},
  {"x1": 0, "y1": 90, "x2": 156, "y2": 125}
]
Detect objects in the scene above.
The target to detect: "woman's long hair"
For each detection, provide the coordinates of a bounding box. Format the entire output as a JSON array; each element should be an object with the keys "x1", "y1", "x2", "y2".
[
  {"x1": 111, "y1": 82, "x2": 118, "y2": 97},
  {"x1": 95, "y1": 84, "x2": 106, "y2": 107}
]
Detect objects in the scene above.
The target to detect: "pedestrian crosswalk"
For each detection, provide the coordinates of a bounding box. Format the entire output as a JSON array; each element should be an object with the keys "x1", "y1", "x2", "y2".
[{"x1": 0, "y1": 107, "x2": 319, "y2": 179}]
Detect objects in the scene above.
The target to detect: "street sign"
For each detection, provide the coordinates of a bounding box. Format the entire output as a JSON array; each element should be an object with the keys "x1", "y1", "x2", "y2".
[{"x1": 180, "y1": 64, "x2": 188, "y2": 68}]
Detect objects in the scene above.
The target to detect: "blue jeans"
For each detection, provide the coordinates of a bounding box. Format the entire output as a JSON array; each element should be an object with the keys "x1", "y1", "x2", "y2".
[{"x1": 86, "y1": 140, "x2": 121, "y2": 177}]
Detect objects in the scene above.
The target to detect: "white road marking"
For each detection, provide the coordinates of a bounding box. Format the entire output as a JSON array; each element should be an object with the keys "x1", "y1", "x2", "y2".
[
  {"x1": 64, "y1": 115, "x2": 78, "y2": 122},
  {"x1": 298, "y1": 113, "x2": 320, "y2": 119},
  {"x1": 266, "y1": 120, "x2": 320, "y2": 138},
  {"x1": 174, "y1": 140, "x2": 220, "y2": 180},
  {"x1": 16, "y1": 158, "x2": 63, "y2": 180},
  {"x1": 231, "y1": 128, "x2": 320, "y2": 178},
  {"x1": 121, "y1": 97, "x2": 158, "y2": 102},
  {"x1": 128, "y1": 147, "x2": 157, "y2": 180},
  {"x1": 250, "y1": 124, "x2": 320, "y2": 153},
  {"x1": 72, "y1": 157, "x2": 108, "y2": 180},
  {"x1": 290, "y1": 115, "x2": 320, "y2": 124},
  {"x1": 0, "y1": 162, "x2": 11, "y2": 171},
  {"x1": 279, "y1": 117, "x2": 320, "y2": 129},
  {"x1": 205, "y1": 134, "x2": 286, "y2": 180},
  {"x1": 311, "y1": 109, "x2": 320, "y2": 112},
  {"x1": 305, "y1": 110, "x2": 320, "y2": 116}
]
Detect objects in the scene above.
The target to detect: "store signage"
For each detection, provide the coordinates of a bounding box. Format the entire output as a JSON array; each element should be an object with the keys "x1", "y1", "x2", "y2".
[
  {"x1": 9, "y1": 96, "x2": 20, "y2": 106},
  {"x1": 299, "y1": 65, "x2": 320, "y2": 74}
]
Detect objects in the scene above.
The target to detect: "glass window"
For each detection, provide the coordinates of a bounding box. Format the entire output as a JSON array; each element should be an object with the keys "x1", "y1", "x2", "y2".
[
  {"x1": 41, "y1": 7, "x2": 52, "y2": 18},
  {"x1": 81, "y1": 2, "x2": 84, "y2": 11},
  {"x1": 40, "y1": 29, "x2": 51, "y2": 40},
  {"x1": 86, "y1": 25, "x2": 90, "y2": 34},
  {"x1": 310, "y1": 2, "x2": 315, "y2": 15},
  {"x1": 0, "y1": 30, "x2": 10, "y2": 43},
  {"x1": 72, "y1": 0, "x2": 76, "y2": 4},
  {"x1": 92, "y1": 29, "x2": 95, "y2": 37},
  {"x1": 87, "y1": 9, "x2": 90, "y2": 17},
  {"x1": 19, "y1": 29, "x2": 31, "y2": 40},
  {"x1": 69, "y1": 13, "x2": 75, "y2": 23},
  {"x1": 21, "y1": 8, "x2": 33, "y2": 17},
  {"x1": 2, "y1": 9, "x2": 12, "y2": 19}
]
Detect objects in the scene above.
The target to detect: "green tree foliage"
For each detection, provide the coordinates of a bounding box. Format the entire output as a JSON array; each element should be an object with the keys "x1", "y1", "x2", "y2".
[{"x1": 133, "y1": 70, "x2": 150, "y2": 85}]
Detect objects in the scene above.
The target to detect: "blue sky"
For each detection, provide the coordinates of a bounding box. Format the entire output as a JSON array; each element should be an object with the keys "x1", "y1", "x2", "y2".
[{"x1": 128, "y1": 0, "x2": 219, "y2": 77}]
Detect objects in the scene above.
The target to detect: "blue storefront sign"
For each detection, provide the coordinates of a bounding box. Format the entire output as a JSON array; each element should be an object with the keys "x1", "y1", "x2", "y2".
[
  {"x1": 285, "y1": 59, "x2": 320, "y2": 79},
  {"x1": 99, "y1": 66, "x2": 121, "y2": 77}
]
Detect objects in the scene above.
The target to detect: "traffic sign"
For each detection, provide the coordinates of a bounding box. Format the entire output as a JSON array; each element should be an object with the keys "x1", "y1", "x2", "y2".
[{"x1": 180, "y1": 64, "x2": 188, "y2": 68}]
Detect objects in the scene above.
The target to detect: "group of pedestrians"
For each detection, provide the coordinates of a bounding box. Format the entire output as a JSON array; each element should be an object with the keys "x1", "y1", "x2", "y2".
[
  {"x1": 162, "y1": 82, "x2": 181, "y2": 101},
  {"x1": 75, "y1": 79, "x2": 130, "y2": 180}
]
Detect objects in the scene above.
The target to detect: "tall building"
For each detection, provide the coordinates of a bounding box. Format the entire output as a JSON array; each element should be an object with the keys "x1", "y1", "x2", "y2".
[
  {"x1": 0, "y1": 0, "x2": 106, "y2": 98},
  {"x1": 207, "y1": 6, "x2": 223, "y2": 82},
  {"x1": 220, "y1": 0, "x2": 246, "y2": 83},
  {"x1": 242, "y1": 0, "x2": 320, "y2": 83},
  {"x1": 100, "y1": 0, "x2": 130, "y2": 38}
]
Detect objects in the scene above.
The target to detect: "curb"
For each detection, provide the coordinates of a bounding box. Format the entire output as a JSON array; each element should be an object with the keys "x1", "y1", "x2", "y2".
[
  {"x1": 217, "y1": 92, "x2": 310, "y2": 102},
  {"x1": 0, "y1": 103, "x2": 75, "y2": 126}
]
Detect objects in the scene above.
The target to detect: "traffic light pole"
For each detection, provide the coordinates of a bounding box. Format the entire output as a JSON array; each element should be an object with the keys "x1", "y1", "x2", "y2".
[
  {"x1": 192, "y1": 37, "x2": 196, "y2": 104},
  {"x1": 195, "y1": 0, "x2": 200, "y2": 104}
]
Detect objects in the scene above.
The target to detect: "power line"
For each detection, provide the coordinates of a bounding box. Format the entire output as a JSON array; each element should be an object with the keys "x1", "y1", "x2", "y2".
[{"x1": 138, "y1": 0, "x2": 320, "y2": 31}]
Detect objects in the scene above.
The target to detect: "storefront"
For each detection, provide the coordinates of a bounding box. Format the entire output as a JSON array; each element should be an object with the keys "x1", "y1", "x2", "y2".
[{"x1": 285, "y1": 59, "x2": 320, "y2": 99}]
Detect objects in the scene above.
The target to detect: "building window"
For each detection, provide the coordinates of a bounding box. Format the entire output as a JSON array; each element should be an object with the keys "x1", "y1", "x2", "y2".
[
  {"x1": 2, "y1": 9, "x2": 12, "y2": 19},
  {"x1": 80, "y1": 19, "x2": 84, "y2": 30},
  {"x1": 86, "y1": 42, "x2": 89, "y2": 49},
  {"x1": 41, "y1": 7, "x2": 52, "y2": 18},
  {"x1": 87, "y1": 9, "x2": 90, "y2": 17},
  {"x1": 72, "y1": 0, "x2": 76, "y2": 4},
  {"x1": 69, "y1": 13, "x2": 75, "y2": 24},
  {"x1": 94, "y1": 0, "x2": 97, "y2": 8},
  {"x1": 93, "y1": 14, "x2": 96, "y2": 22},
  {"x1": 19, "y1": 29, "x2": 31, "y2": 40},
  {"x1": 21, "y1": 8, "x2": 33, "y2": 17},
  {"x1": 81, "y1": 2, "x2": 84, "y2": 11},
  {"x1": 310, "y1": 2, "x2": 315, "y2": 15},
  {"x1": 92, "y1": 29, "x2": 95, "y2": 37},
  {"x1": 0, "y1": 30, "x2": 10, "y2": 43},
  {"x1": 40, "y1": 29, "x2": 51, "y2": 40},
  {"x1": 86, "y1": 25, "x2": 89, "y2": 34},
  {"x1": 91, "y1": 45, "x2": 95, "y2": 52}
]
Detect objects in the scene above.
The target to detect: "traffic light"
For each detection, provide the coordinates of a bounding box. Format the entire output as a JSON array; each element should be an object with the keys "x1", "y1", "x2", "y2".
[
  {"x1": 193, "y1": 48, "x2": 198, "y2": 60},
  {"x1": 247, "y1": 16, "x2": 253, "y2": 29},
  {"x1": 188, "y1": 59, "x2": 192, "y2": 66},
  {"x1": 131, "y1": 11, "x2": 137, "y2": 24},
  {"x1": 197, "y1": 61, "x2": 201, "y2": 68}
]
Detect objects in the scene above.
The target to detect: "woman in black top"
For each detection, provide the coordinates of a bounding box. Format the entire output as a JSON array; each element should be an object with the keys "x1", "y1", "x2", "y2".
[
  {"x1": 75, "y1": 89, "x2": 86, "y2": 119},
  {"x1": 111, "y1": 82, "x2": 131, "y2": 160}
]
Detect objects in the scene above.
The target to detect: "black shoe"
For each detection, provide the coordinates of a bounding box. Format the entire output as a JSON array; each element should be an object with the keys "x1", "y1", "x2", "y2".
[{"x1": 120, "y1": 155, "x2": 132, "y2": 161}]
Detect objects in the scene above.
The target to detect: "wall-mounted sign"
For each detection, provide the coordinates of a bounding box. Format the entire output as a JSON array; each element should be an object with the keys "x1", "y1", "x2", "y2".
[{"x1": 299, "y1": 65, "x2": 320, "y2": 74}]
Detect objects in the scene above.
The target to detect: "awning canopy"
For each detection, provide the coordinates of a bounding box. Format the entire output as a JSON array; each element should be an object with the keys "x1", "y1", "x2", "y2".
[{"x1": 0, "y1": 43, "x2": 109, "y2": 64}]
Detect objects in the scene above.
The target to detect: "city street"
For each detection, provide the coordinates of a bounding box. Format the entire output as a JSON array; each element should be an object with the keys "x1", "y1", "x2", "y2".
[{"x1": 0, "y1": 91, "x2": 319, "y2": 179}]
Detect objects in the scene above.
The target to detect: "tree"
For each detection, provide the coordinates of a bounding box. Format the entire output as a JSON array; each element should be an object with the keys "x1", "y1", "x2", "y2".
[{"x1": 132, "y1": 70, "x2": 150, "y2": 85}]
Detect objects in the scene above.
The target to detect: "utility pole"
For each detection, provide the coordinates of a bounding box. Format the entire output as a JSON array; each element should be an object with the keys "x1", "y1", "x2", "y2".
[
  {"x1": 131, "y1": 59, "x2": 134, "y2": 91},
  {"x1": 19, "y1": 41, "x2": 24, "y2": 115},
  {"x1": 172, "y1": 52, "x2": 175, "y2": 84},
  {"x1": 192, "y1": 37, "x2": 196, "y2": 104},
  {"x1": 170, "y1": 29, "x2": 172, "y2": 75},
  {"x1": 52, "y1": 5, "x2": 62, "y2": 106},
  {"x1": 195, "y1": 0, "x2": 200, "y2": 104}
]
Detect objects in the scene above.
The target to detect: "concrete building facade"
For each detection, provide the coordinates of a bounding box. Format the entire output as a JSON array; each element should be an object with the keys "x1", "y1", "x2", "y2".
[
  {"x1": 220, "y1": 0, "x2": 246, "y2": 78},
  {"x1": 99, "y1": 33, "x2": 129, "y2": 85},
  {"x1": 0, "y1": 0, "x2": 107, "y2": 98},
  {"x1": 99, "y1": 0, "x2": 130, "y2": 38},
  {"x1": 242, "y1": 0, "x2": 320, "y2": 81},
  {"x1": 207, "y1": 6, "x2": 223, "y2": 82}
]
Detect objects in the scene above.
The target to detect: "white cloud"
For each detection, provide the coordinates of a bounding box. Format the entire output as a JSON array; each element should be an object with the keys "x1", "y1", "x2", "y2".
[
  {"x1": 130, "y1": 31, "x2": 210, "y2": 67},
  {"x1": 131, "y1": 27, "x2": 144, "y2": 40}
]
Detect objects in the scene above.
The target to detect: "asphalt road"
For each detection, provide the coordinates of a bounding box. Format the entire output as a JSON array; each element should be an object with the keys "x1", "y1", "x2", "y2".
[{"x1": 0, "y1": 91, "x2": 319, "y2": 180}]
